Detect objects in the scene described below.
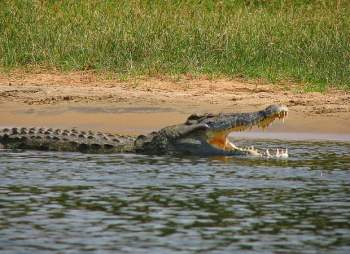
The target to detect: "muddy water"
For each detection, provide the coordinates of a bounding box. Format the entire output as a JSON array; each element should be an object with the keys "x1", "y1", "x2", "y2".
[{"x1": 1, "y1": 139, "x2": 350, "y2": 254}]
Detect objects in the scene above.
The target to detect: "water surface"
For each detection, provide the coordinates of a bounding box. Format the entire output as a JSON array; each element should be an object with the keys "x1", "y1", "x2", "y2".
[{"x1": 1, "y1": 139, "x2": 350, "y2": 253}]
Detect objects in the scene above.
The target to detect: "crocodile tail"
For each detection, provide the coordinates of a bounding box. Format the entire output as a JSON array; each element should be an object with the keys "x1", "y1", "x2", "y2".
[{"x1": 0, "y1": 127, "x2": 136, "y2": 153}]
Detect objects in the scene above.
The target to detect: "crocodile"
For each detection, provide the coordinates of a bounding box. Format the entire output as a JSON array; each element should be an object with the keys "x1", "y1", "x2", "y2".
[{"x1": 0, "y1": 104, "x2": 288, "y2": 157}]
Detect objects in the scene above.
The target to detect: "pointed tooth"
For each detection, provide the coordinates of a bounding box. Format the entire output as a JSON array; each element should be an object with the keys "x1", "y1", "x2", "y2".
[
  {"x1": 276, "y1": 148, "x2": 280, "y2": 157},
  {"x1": 280, "y1": 148, "x2": 289, "y2": 158}
]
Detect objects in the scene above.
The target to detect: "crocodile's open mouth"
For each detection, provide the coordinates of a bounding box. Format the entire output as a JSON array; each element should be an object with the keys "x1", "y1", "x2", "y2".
[{"x1": 206, "y1": 105, "x2": 288, "y2": 157}]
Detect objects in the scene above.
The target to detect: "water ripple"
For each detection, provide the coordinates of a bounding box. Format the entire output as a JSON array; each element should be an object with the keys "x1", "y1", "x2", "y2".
[{"x1": 0, "y1": 140, "x2": 350, "y2": 253}]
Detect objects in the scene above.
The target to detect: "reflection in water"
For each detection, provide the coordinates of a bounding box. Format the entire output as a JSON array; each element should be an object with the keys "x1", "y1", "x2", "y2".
[{"x1": 0, "y1": 140, "x2": 350, "y2": 253}]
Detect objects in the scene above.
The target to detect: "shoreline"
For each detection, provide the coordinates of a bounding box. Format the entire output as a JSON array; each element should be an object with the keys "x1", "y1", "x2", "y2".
[{"x1": 0, "y1": 72, "x2": 349, "y2": 139}]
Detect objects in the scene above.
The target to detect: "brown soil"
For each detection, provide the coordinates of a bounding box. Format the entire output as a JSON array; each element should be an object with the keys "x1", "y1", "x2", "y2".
[{"x1": 0, "y1": 71, "x2": 349, "y2": 135}]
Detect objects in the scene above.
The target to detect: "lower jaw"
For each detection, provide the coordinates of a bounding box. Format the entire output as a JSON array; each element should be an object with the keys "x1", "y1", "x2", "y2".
[
  {"x1": 223, "y1": 145, "x2": 288, "y2": 158},
  {"x1": 222, "y1": 147, "x2": 261, "y2": 156}
]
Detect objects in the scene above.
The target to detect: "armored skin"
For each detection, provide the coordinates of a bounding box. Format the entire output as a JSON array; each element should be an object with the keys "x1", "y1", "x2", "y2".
[{"x1": 0, "y1": 105, "x2": 288, "y2": 157}]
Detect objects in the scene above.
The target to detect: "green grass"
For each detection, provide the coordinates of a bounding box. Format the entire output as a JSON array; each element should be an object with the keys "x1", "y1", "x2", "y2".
[{"x1": 0, "y1": 0, "x2": 349, "y2": 90}]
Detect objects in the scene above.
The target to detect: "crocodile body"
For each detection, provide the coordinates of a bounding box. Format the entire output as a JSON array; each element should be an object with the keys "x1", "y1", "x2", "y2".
[
  {"x1": 0, "y1": 127, "x2": 136, "y2": 153},
  {"x1": 0, "y1": 105, "x2": 288, "y2": 156}
]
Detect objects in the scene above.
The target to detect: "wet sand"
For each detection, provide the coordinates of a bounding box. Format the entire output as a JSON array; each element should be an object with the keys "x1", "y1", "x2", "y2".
[{"x1": 0, "y1": 71, "x2": 349, "y2": 140}]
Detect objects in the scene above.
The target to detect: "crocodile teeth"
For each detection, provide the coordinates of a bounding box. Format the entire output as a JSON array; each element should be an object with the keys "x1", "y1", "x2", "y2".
[
  {"x1": 275, "y1": 148, "x2": 288, "y2": 158},
  {"x1": 266, "y1": 149, "x2": 271, "y2": 157}
]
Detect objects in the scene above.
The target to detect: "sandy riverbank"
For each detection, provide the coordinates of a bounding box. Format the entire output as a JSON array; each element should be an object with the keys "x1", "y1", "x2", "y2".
[{"x1": 0, "y1": 71, "x2": 349, "y2": 137}]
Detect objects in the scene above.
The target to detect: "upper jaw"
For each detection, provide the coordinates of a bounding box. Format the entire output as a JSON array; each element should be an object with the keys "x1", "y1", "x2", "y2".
[{"x1": 203, "y1": 105, "x2": 288, "y2": 134}]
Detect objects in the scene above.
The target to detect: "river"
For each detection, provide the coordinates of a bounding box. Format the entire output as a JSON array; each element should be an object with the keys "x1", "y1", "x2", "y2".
[{"x1": 0, "y1": 139, "x2": 349, "y2": 253}]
